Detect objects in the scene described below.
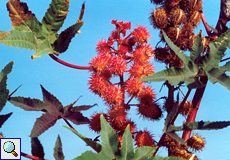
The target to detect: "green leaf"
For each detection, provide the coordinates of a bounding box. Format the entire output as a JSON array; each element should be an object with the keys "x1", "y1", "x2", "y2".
[
  {"x1": 54, "y1": 135, "x2": 64, "y2": 160},
  {"x1": 100, "y1": 114, "x2": 120, "y2": 159},
  {"x1": 41, "y1": 0, "x2": 69, "y2": 43},
  {"x1": 0, "y1": 30, "x2": 39, "y2": 50},
  {"x1": 0, "y1": 113, "x2": 13, "y2": 128},
  {"x1": 190, "y1": 32, "x2": 203, "y2": 67},
  {"x1": 30, "y1": 113, "x2": 57, "y2": 137},
  {"x1": 220, "y1": 61, "x2": 230, "y2": 71},
  {"x1": 31, "y1": 137, "x2": 45, "y2": 158},
  {"x1": 184, "y1": 120, "x2": 230, "y2": 130},
  {"x1": 72, "y1": 150, "x2": 105, "y2": 160},
  {"x1": 61, "y1": 125, "x2": 102, "y2": 153},
  {"x1": 53, "y1": 8, "x2": 84, "y2": 53},
  {"x1": 32, "y1": 39, "x2": 57, "y2": 59},
  {"x1": 9, "y1": 97, "x2": 48, "y2": 111},
  {"x1": 165, "y1": 132, "x2": 186, "y2": 146},
  {"x1": 206, "y1": 67, "x2": 230, "y2": 91},
  {"x1": 120, "y1": 125, "x2": 134, "y2": 160},
  {"x1": 70, "y1": 104, "x2": 97, "y2": 112},
  {"x1": 40, "y1": 85, "x2": 63, "y2": 116},
  {"x1": 131, "y1": 146, "x2": 156, "y2": 160},
  {"x1": 165, "y1": 125, "x2": 183, "y2": 132},
  {"x1": 202, "y1": 28, "x2": 230, "y2": 72},
  {"x1": 0, "y1": 61, "x2": 13, "y2": 111}
]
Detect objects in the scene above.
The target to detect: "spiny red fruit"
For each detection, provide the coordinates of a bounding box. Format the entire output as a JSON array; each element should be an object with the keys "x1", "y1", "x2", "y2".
[
  {"x1": 108, "y1": 56, "x2": 127, "y2": 76},
  {"x1": 125, "y1": 78, "x2": 143, "y2": 96},
  {"x1": 88, "y1": 74, "x2": 108, "y2": 96},
  {"x1": 89, "y1": 112, "x2": 108, "y2": 133},
  {"x1": 131, "y1": 44, "x2": 153, "y2": 64},
  {"x1": 132, "y1": 25, "x2": 151, "y2": 44},
  {"x1": 135, "y1": 129, "x2": 155, "y2": 147},
  {"x1": 137, "y1": 102, "x2": 162, "y2": 120},
  {"x1": 137, "y1": 86, "x2": 156, "y2": 104},
  {"x1": 89, "y1": 52, "x2": 111, "y2": 74},
  {"x1": 129, "y1": 62, "x2": 154, "y2": 79},
  {"x1": 102, "y1": 85, "x2": 123, "y2": 105},
  {"x1": 96, "y1": 39, "x2": 111, "y2": 54}
]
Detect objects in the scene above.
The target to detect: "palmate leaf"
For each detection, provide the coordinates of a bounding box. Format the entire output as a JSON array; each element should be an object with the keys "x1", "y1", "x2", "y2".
[
  {"x1": 62, "y1": 125, "x2": 102, "y2": 153},
  {"x1": 10, "y1": 85, "x2": 93, "y2": 137},
  {"x1": 53, "y1": 135, "x2": 64, "y2": 160},
  {"x1": 1, "y1": 0, "x2": 85, "y2": 59},
  {"x1": 165, "y1": 132, "x2": 186, "y2": 146},
  {"x1": 31, "y1": 137, "x2": 45, "y2": 159},
  {"x1": 130, "y1": 147, "x2": 156, "y2": 160},
  {"x1": 140, "y1": 31, "x2": 203, "y2": 89},
  {"x1": 0, "y1": 61, "x2": 13, "y2": 111}
]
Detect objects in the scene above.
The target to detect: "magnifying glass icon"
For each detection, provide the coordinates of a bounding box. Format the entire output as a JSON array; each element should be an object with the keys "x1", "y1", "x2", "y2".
[{"x1": 3, "y1": 141, "x2": 18, "y2": 157}]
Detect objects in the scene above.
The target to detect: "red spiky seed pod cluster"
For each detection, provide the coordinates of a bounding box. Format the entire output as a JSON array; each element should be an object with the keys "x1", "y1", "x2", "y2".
[
  {"x1": 150, "y1": 0, "x2": 204, "y2": 67},
  {"x1": 89, "y1": 112, "x2": 109, "y2": 133},
  {"x1": 88, "y1": 20, "x2": 160, "y2": 144}
]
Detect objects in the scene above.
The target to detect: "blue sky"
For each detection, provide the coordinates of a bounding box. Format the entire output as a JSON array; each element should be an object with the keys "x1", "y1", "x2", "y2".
[{"x1": 1, "y1": 0, "x2": 230, "y2": 159}]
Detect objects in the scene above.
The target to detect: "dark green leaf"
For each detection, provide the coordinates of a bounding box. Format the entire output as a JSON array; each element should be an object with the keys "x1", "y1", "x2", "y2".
[
  {"x1": 120, "y1": 125, "x2": 134, "y2": 160},
  {"x1": 184, "y1": 120, "x2": 230, "y2": 130},
  {"x1": 220, "y1": 61, "x2": 230, "y2": 71},
  {"x1": 100, "y1": 114, "x2": 120, "y2": 159},
  {"x1": 190, "y1": 32, "x2": 203, "y2": 67},
  {"x1": 61, "y1": 125, "x2": 102, "y2": 153},
  {"x1": 131, "y1": 146, "x2": 156, "y2": 160},
  {"x1": 54, "y1": 135, "x2": 64, "y2": 160},
  {"x1": 30, "y1": 113, "x2": 57, "y2": 137},
  {"x1": 71, "y1": 104, "x2": 97, "y2": 112},
  {"x1": 166, "y1": 125, "x2": 183, "y2": 132},
  {"x1": 206, "y1": 67, "x2": 230, "y2": 91},
  {"x1": 0, "y1": 113, "x2": 13, "y2": 128},
  {"x1": 165, "y1": 132, "x2": 186, "y2": 146},
  {"x1": 40, "y1": 85, "x2": 63, "y2": 116},
  {"x1": 31, "y1": 137, "x2": 45, "y2": 158},
  {"x1": 202, "y1": 28, "x2": 230, "y2": 72},
  {"x1": 149, "y1": 156, "x2": 186, "y2": 160},
  {"x1": 0, "y1": 61, "x2": 13, "y2": 111},
  {"x1": 41, "y1": 0, "x2": 69, "y2": 43},
  {"x1": 9, "y1": 96, "x2": 48, "y2": 111}
]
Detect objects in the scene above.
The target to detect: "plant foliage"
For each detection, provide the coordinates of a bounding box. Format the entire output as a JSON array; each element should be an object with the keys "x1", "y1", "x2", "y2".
[
  {"x1": 9, "y1": 85, "x2": 93, "y2": 137},
  {"x1": 0, "y1": 0, "x2": 85, "y2": 59},
  {"x1": 141, "y1": 28, "x2": 230, "y2": 90}
]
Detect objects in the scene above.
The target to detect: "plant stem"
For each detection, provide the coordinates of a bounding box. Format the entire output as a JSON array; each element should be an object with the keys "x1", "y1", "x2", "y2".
[
  {"x1": 49, "y1": 54, "x2": 90, "y2": 70},
  {"x1": 21, "y1": 152, "x2": 48, "y2": 160},
  {"x1": 182, "y1": 76, "x2": 208, "y2": 141},
  {"x1": 200, "y1": 11, "x2": 211, "y2": 36},
  {"x1": 63, "y1": 118, "x2": 76, "y2": 131}
]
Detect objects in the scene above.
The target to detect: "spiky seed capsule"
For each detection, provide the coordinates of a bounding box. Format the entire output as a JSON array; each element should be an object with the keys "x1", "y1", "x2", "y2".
[
  {"x1": 187, "y1": 11, "x2": 201, "y2": 26},
  {"x1": 137, "y1": 103, "x2": 162, "y2": 120},
  {"x1": 187, "y1": 134, "x2": 206, "y2": 151},
  {"x1": 167, "y1": 0, "x2": 181, "y2": 7},
  {"x1": 169, "y1": 8, "x2": 185, "y2": 26},
  {"x1": 125, "y1": 78, "x2": 143, "y2": 96},
  {"x1": 89, "y1": 112, "x2": 108, "y2": 133},
  {"x1": 180, "y1": 100, "x2": 193, "y2": 116},
  {"x1": 132, "y1": 25, "x2": 151, "y2": 44},
  {"x1": 150, "y1": 8, "x2": 168, "y2": 29},
  {"x1": 102, "y1": 85, "x2": 123, "y2": 105},
  {"x1": 135, "y1": 129, "x2": 155, "y2": 147}
]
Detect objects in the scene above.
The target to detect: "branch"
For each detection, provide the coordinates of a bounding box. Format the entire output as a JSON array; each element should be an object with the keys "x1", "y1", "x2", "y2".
[
  {"x1": 200, "y1": 10, "x2": 211, "y2": 36},
  {"x1": 21, "y1": 152, "x2": 48, "y2": 160},
  {"x1": 49, "y1": 54, "x2": 90, "y2": 70},
  {"x1": 182, "y1": 76, "x2": 208, "y2": 141}
]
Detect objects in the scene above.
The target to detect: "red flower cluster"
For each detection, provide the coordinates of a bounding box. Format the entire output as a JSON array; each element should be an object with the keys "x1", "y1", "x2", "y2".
[{"x1": 88, "y1": 20, "x2": 162, "y2": 147}]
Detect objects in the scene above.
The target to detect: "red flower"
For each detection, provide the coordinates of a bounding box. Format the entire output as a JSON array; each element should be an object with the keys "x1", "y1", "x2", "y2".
[{"x1": 132, "y1": 25, "x2": 151, "y2": 44}]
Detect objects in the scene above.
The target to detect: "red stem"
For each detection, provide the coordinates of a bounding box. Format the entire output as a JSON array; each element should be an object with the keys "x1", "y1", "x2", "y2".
[
  {"x1": 182, "y1": 76, "x2": 208, "y2": 141},
  {"x1": 200, "y1": 11, "x2": 211, "y2": 36},
  {"x1": 49, "y1": 54, "x2": 90, "y2": 70},
  {"x1": 21, "y1": 152, "x2": 48, "y2": 160}
]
